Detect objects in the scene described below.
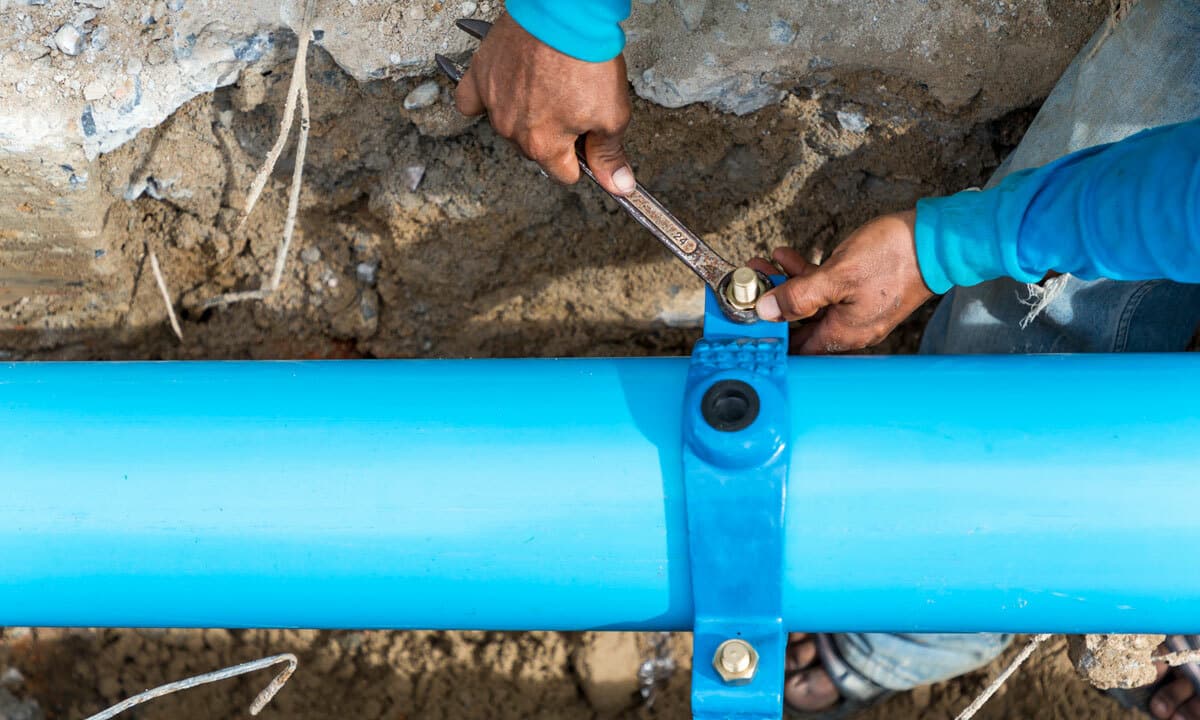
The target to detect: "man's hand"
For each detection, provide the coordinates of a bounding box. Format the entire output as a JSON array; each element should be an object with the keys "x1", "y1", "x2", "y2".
[
  {"x1": 748, "y1": 211, "x2": 934, "y2": 354},
  {"x1": 454, "y1": 13, "x2": 635, "y2": 196}
]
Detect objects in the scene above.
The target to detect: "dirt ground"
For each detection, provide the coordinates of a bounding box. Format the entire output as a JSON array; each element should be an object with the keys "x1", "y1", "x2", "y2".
[
  {"x1": 1, "y1": 40, "x2": 1048, "y2": 360},
  {"x1": 0, "y1": 4, "x2": 1153, "y2": 718},
  {"x1": 0, "y1": 628, "x2": 1140, "y2": 720}
]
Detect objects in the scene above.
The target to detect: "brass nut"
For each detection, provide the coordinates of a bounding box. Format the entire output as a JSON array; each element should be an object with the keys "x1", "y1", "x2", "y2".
[{"x1": 712, "y1": 639, "x2": 758, "y2": 684}]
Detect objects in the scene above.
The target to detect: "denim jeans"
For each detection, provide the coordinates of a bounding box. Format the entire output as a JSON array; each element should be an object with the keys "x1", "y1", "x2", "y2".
[{"x1": 827, "y1": 0, "x2": 1200, "y2": 700}]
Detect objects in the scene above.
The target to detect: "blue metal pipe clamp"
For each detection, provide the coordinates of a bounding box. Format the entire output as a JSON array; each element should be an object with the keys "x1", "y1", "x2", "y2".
[{"x1": 683, "y1": 281, "x2": 790, "y2": 718}]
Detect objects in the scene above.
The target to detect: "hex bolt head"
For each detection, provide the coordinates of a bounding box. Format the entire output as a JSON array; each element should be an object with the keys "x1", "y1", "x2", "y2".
[
  {"x1": 713, "y1": 639, "x2": 758, "y2": 684},
  {"x1": 729, "y1": 267, "x2": 760, "y2": 306}
]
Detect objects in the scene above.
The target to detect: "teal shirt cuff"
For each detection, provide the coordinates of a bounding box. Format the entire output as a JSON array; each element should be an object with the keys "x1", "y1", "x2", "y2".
[
  {"x1": 914, "y1": 176, "x2": 1045, "y2": 294},
  {"x1": 913, "y1": 118, "x2": 1200, "y2": 293},
  {"x1": 506, "y1": 0, "x2": 630, "y2": 63}
]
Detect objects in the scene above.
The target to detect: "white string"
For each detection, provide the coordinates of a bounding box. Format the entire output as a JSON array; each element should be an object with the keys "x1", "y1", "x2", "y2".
[
  {"x1": 85, "y1": 652, "x2": 297, "y2": 720},
  {"x1": 954, "y1": 634, "x2": 1052, "y2": 720}
]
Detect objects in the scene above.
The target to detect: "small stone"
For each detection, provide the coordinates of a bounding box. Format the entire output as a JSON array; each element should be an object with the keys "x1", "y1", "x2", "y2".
[
  {"x1": 72, "y1": 9, "x2": 98, "y2": 27},
  {"x1": 90, "y1": 25, "x2": 110, "y2": 50},
  {"x1": 408, "y1": 6, "x2": 426, "y2": 20},
  {"x1": 460, "y1": 1, "x2": 477, "y2": 14},
  {"x1": 0, "y1": 688, "x2": 41, "y2": 720},
  {"x1": 166, "y1": 0, "x2": 185, "y2": 10},
  {"x1": 82, "y1": 79, "x2": 106, "y2": 100},
  {"x1": 146, "y1": 42, "x2": 170, "y2": 66},
  {"x1": 301, "y1": 247, "x2": 321, "y2": 264},
  {"x1": 126, "y1": 58, "x2": 143, "y2": 75},
  {"x1": 671, "y1": 0, "x2": 707, "y2": 31},
  {"x1": 1068, "y1": 634, "x2": 1163, "y2": 690},
  {"x1": 575, "y1": 632, "x2": 642, "y2": 714},
  {"x1": 403, "y1": 80, "x2": 440, "y2": 110},
  {"x1": 402, "y1": 164, "x2": 425, "y2": 192},
  {"x1": 1, "y1": 667, "x2": 24, "y2": 686},
  {"x1": 53, "y1": 24, "x2": 84, "y2": 56},
  {"x1": 356, "y1": 262, "x2": 377, "y2": 285},
  {"x1": 769, "y1": 19, "x2": 797, "y2": 45},
  {"x1": 836, "y1": 109, "x2": 870, "y2": 133},
  {"x1": 360, "y1": 293, "x2": 378, "y2": 321}
]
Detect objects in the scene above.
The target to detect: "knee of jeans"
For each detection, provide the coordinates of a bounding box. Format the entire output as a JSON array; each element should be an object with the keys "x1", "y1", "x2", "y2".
[{"x1": 833, "y1": 633, "x2": 1014, "y2": 691}]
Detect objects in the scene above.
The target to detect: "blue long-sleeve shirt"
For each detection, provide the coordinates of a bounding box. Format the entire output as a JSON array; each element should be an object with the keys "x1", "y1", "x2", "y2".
[
  {"x1": 916, "y1": 117, "x2": 1200, "y2": 293},
  {"x1": 505, "y1": 0, "x2": 630, "y2": 62}
]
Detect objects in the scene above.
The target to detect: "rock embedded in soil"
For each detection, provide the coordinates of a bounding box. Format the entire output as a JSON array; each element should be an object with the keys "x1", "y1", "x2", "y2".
[
  {"x1": 573, "y1": 632, "x2": 642, "y2": 714},
  {"x1": 83, "y1": 80, "x2": 107, "y2": 101},
  {"x1": 53, "y1": 24, "x2": 84, "y2": 56},
  {"x1": 0, "y1": 688, "x2": 42, "y2": 720},
  {"x1": 836, "y1": 109, "x2": 870, "y2": 133},
  {"x1": 403, "y1": 80, "x2": 441, "y2": 111},
  {"x1": 1068, "y1": 633, "x2": 1164, "y2": 690}
]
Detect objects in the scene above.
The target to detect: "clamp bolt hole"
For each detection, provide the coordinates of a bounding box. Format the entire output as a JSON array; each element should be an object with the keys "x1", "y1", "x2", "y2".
[{"x1": 701, "y1": 380, "x2": 760, "y2": 432}]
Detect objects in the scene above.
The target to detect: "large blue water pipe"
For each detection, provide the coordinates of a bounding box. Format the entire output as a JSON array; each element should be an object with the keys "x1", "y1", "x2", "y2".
[
  {"x1": 3, "y1": 351, "x2": 1198, "y2": 633},
  {"x1": 4, "y1": 281, "x2": 1200, "y2": 719}
]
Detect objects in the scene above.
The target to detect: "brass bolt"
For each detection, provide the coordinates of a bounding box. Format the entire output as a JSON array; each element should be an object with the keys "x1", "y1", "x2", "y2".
[
  {"x1": 713, "y1": 639, "x2": 758, "y2": 684},
  {"x1": 726, "y1": 267, "x2": 762, "y2": 310}
]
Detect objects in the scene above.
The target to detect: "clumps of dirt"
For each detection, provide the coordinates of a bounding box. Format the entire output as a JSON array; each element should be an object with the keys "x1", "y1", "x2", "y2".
[
  {"x1": 1068, "y1": 634, "x2": 1163, "y2": 690},
  {"x1": 573, "y1": 633, "x2": 644, "y2": 714},
  {"x1": 2, "y1": 628, "x2": 587, "y2": 720},
  {"x1": 2, "y1": 45, "x2": 1037, "y2": 361}
]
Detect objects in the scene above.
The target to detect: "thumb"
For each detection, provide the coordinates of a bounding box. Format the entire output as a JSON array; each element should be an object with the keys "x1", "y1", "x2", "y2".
[
  {"x1": 756, "y1": 271, "x2": 839, "y2": 322},
  {"x1": 454, "y1": 69, "x2": 485, "y2": 117},
  {"x1": 584, "y1": 129, "x2": 635, "y2": 196}
]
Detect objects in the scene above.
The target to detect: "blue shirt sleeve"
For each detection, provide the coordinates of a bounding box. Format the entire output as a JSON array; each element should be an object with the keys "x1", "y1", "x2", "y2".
[
  {"x1": 505, "y1": 0, "x2": 631, "y2": 63},
  {"x1": 914, "y1": 117, "x2": 1200, "y2": 294}
]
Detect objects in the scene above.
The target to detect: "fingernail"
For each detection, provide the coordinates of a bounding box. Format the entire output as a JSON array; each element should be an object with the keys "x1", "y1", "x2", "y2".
[
  {"x1": 612, "y1": 166, "x2": 635, "y2": 195},
  {"x1": 757, "y1": 294, "x2": 780, "y2": 320},
  {"x1": 1151, "y1": 698, "x2": 1168, "y2": 717}
]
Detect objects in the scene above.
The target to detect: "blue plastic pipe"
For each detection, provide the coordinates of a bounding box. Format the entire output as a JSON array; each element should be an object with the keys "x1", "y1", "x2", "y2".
[{"x1": 1, "y1": 356, "x2": 1198, "y2": 632}]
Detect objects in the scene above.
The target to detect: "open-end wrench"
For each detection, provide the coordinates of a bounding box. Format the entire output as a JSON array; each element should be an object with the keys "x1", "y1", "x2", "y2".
[{"x1": 435, "y1": 19, "x2": 771, "y2": 324}]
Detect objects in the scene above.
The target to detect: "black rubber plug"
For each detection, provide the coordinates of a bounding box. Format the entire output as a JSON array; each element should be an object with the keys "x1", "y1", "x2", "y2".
[{"x1": 701, "y1": 380, "x2": 760, "y2": 432}]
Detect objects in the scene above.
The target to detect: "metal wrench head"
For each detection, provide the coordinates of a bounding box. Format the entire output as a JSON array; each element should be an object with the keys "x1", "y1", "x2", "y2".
[
  {"x1": 434, "y1": 54, "x2": 465, "y2": 83},
  {"x1": 434, "y1": 19, "x2": 493, "y2": 84},
  {"x1": 455, "y1": 18, "x2": 492, "y2": 39}
]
